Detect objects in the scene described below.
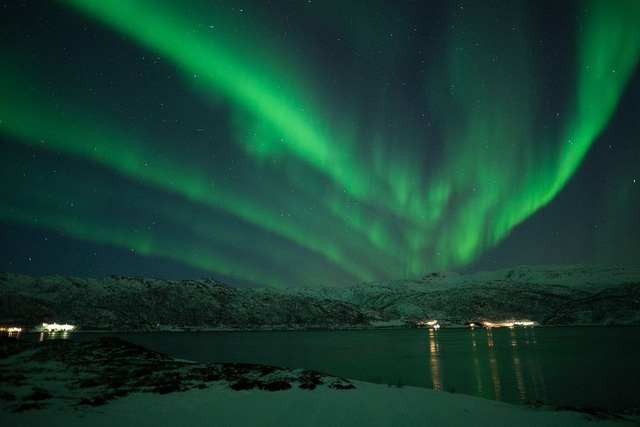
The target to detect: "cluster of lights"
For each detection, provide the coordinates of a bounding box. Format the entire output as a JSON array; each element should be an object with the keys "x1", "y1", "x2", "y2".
[
  {"x1": 468, "y1": 320, "x2": 535, "y2": 328},
  {"x1": 0, "y1": 327, "x2": 22, "y2": 333},
  {"x1": 42, "y1": 323, "x2": 75, "y2": 332},
  {"x1": 417, "y1": 320, "x2": 441, "y2": 329}
]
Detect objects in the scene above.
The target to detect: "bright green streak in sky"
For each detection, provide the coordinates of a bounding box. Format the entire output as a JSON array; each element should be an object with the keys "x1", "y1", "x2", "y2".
[
  {"x1": 57, "y1": 0, "x2": 439, "y2": 242},
  {"x1": 2, "y1": 0, "x2": 639, "y2": 286},
  {"x1": 55, "y1": 0, "x2": 449, "y2": 277},
  {"x1": 491, "y1": 0, "x2": 640, "y2": 247},
  {"x1": 422, "y1": 0, "x2": 640, "y2": 268},
  {"x1": 59, "y1": 0, "x2": 375, "y2": 200}
]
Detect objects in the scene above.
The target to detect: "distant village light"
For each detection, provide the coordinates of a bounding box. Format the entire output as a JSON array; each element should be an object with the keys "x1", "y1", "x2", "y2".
[
  {"x1": 514, "y1": 321, "x2": 535, "y2": 326},
  {"x1": 42, "y1": 323, "x2": 75, "y2": 332},
  {"x1": 417, "y1": 319, "x2": 440, "y2": 329}
]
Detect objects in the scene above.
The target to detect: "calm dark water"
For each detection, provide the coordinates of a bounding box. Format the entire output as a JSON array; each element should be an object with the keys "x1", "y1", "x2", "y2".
[{"x1": 17, "y1": 326, "x2": 640, "y2": 411}]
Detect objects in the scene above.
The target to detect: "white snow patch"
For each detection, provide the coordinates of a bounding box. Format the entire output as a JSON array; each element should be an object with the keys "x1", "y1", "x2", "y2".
[{"x1": 0, "y1": 381, "x2": 625, "y2": 427}]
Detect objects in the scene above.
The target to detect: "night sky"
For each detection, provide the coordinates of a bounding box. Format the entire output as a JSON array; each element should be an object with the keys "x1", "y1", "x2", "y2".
[{"x1": 1, "y1": 1, "x2": 639, "y2": 288}]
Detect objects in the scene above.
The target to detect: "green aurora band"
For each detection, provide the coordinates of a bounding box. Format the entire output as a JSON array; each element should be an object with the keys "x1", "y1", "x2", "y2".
[
  {"x1": 1, "y1": 0, "x2": 638, "y2": 286},
  {"x1": 0, "y1": 64, "x2": 377, "y2": 284}
]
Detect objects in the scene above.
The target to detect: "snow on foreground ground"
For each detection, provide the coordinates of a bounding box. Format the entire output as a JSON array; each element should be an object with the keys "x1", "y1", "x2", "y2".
[{"x1": 0, "y1": 337, "x2": 634, "y2": 427}]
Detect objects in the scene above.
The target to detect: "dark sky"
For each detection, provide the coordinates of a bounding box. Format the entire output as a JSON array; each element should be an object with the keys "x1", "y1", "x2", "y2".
[{"x1": 1, "y1": 0, "x2": 639, "y2": 288}]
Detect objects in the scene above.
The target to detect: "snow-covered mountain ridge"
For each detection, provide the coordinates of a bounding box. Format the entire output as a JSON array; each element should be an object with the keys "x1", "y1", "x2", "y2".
[{"x1": 1, "y1": 265, "x2": 638, "y2": 331}]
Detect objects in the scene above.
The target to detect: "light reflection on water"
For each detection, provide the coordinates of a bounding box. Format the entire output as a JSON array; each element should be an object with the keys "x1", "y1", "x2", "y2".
[
  {"x1": 35, "y1": 331, "x2": 70, "y2": 342},
  {"x1": 15, "y1": 326, "x2": 640, "y2": 411},
  {"x1": 486, "y1": 329, "x2": 501, "y2": 401},
  {"x1": 427, "y1": 329, "x2": 442, "y2": 390},
  {"x1": 433, "y1": 327, "x2": 548, "y2": 405},
  {"x1": 470, "y1": 329, "x2": 483, "y2": 395},
  {"x1": 510, "y1": 328, "x2": 527, "y2": 402}
]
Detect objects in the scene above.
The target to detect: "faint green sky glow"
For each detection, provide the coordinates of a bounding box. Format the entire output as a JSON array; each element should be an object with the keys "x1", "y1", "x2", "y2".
[
  {"x1": 0, "y1": 64, "x2": 375, "y2": 283},
  {"x1": 1, "y1": 0, "x2": 638, "y2": 286}
]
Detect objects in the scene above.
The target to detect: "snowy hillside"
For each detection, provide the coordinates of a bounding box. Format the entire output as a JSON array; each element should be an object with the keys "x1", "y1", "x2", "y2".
[
  {"x1": 286, "y1": 265, "x2": 640, "y2": 325},
  {"x1": 0, "y1": 273, "x2": 387, "y2": 331},
  {"x1": 0, "y1": 265, "x2": 639, "y2": 331}
]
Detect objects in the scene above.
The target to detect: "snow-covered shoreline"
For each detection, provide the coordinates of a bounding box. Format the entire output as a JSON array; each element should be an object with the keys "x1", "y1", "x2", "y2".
[
  {"x1": 2, "y1": 379, "x2": 634, "y2": 427},
  {"x1": 1, "y1": 336, "x2": 637, "y2": 426}
]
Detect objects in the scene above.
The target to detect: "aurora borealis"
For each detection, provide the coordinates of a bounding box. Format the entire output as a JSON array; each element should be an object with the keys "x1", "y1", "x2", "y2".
[{"x1": 1, "y1": 1, "x2": 639, "y2": 288}]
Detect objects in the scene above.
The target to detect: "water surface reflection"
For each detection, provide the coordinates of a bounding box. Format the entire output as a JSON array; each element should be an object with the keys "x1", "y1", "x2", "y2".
[
  {"x1": 16, "y1": 326, "x2": 640, "y2": 410},
  {"x1": 427, "y1": 329, "x2": 442, "y2": 390},
  {"x1": 486, "y1": 329, "x2": 501, "y2": 400},
  {"x1": 426, "y1": 327, "x2": 550, "y2": 405},
  {"x1": 510, "y1": 328, "x2": 526, "y2": 401}
]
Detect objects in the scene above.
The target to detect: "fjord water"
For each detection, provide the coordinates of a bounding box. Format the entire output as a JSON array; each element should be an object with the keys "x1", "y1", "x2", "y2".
[{"x1": 23, "y1": 326, "x2": 639, "y2": 411}]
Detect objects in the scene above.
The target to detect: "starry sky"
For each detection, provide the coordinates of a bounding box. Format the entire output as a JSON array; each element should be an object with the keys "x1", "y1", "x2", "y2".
[{"x1": 1, "y1": 0, "x2": 639, "y2": 288}]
